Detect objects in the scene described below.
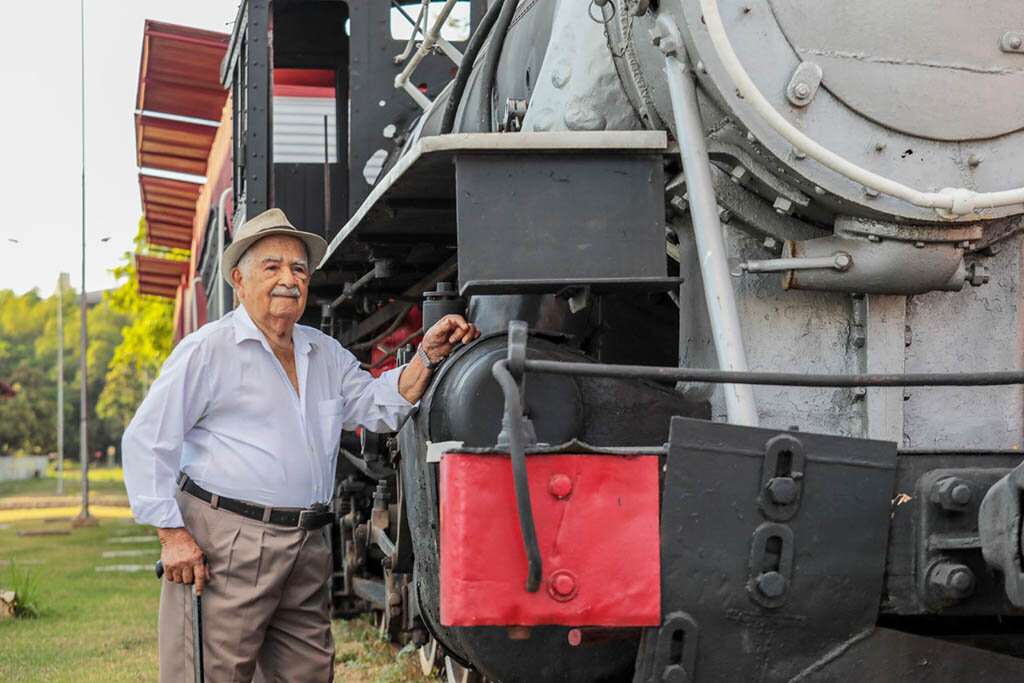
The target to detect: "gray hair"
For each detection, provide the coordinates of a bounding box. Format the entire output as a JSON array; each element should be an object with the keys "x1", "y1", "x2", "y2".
[{"x1": 232, "y1": 237, "x2": 310, "y2": 288}]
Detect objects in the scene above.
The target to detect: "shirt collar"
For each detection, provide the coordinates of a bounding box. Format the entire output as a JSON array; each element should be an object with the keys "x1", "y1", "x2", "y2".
[{"x1": 232, "y1": 304, "x2": 315, "y2": 355}]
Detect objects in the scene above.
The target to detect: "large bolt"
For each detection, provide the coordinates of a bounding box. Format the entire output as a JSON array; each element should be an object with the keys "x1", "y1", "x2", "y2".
[
  {"x1": 548, "y1": 474, "x2": 574, "y2": 499},
  {"x1": 968, "y1": 264, "x2": 990, "y2": 287},
  {"x1": 548, "y1": 570, "x2": 578, "y2": 600},
  {"x1": 773, "y1": 197, "x2": 794, "y2": 216},
  {"x1": 756, "y1": 570, "x2": 788, "y2": 598},
  {"x1": 928, "y1": 562, "x2": 976, "y2": 601},
  {"x1": 765, "y1": 477, "x2": 798, "y2": 505},
  {"x1": 930, "y1": 477, "x2": 973, "y2": 512},
  {"x1": 793, "y1": 83, "x2": 811, "y2": 100}
]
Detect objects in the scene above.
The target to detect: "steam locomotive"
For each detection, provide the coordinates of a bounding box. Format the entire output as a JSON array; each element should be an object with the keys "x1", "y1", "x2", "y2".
[{"x1": 215, "y1": 1, "x2": 1024, "y2": 680}]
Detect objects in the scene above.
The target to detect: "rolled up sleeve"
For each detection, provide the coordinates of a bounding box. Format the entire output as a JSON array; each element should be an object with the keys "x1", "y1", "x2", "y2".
[
  {"x1": 121, "y1": 337, "x2": 210, "y2": 527},
  {"x1": 337, "y1": 347, "x2": 417, "y2": 433}
]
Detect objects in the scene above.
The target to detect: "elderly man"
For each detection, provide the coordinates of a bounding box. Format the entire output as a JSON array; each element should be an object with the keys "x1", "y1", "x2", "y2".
[{"x1": 123, "y1": 208, "x2": 478, "y2": 682}]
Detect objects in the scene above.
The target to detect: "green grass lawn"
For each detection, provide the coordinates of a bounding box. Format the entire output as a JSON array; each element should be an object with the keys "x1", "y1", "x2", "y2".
[
  {"x1": 0, "y1": 466, "x2": 129, "y2": 500},
  {"x1": 0, "y1": 518, "x2": 163, "y2": 681},
  {"x1": 0, "y1": 472, "x2": 429, "y2": 682}
]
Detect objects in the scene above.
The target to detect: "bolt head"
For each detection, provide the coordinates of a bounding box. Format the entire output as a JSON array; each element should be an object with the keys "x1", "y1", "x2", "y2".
[
  {"x1": 950, "y1": 483, "x2": 972, "y2": 506},
  {"x1": 968, "y1": 264, "x2": 991, "y2": 287},
  {"x1": 949, "y1": 568, "x2": 974, "y2": 592},
  {"x1": 793, "y1": 83, "x2": 811, "y2": 99},
  {"x1": 553, "y1": 574, "x2": 575, "y2": 596},
  {"x1": 756, "y1": 571, "x2": 788, "y2": 598},
  {"x1": 548, "y1": 474, "x2": 574, "y2": 499},
  {"x1": 548, "y1": 570, "x2": 578, "y2": 600},
  {"x1": 766, "y1": 477, "x2": 798, "y2": 505},
  {"x1": 1010, "y1": 34, "x2": 1023, "y2": 50},
  {"x1": 834, "y1": 253, "x2": 853, "y2": 270}
]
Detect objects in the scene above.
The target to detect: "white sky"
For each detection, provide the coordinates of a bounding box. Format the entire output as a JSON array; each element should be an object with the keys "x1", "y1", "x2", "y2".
[{"x1": 0, "y1": 0, "x2": 240, "y2": 296}]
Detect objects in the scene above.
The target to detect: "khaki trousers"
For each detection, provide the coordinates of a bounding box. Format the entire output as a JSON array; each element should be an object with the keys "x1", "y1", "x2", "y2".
[{"x1": 159, "y1": 486, "x2": 335, "y2": 683}]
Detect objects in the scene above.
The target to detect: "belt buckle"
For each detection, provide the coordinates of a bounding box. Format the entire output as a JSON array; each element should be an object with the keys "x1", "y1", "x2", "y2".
[{"x1": 298, "y1": 507, "x2": 330, "y2": 530}]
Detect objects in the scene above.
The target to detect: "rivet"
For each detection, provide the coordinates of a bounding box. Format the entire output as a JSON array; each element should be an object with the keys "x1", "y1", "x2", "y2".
[
  {"x1": 548, "y1": 570, "x2": 579, "y2": 601},
  {"x1": 552, "y1": 573, "x2": 575, "y2": 596},
  {"x1": 874, "y1": 141, "x2": 887, "y2": 152},
  {"x1": 548, "y1": 474, "x2": 573, "y2": 499},
  {"x1": 1010, "y1": 34, "x2": 1023, "y2": 50},
  {"x1": 968, "y1": 154, "x2": 983, "y2": 168}
]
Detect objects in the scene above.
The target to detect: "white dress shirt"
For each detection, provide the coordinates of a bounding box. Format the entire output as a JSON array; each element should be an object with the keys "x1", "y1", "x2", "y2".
[{"x1": 122, "y1": 304, "x2": 416, "y2": 528}]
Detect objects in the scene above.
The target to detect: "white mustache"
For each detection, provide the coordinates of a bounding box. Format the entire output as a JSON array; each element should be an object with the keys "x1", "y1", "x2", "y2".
[{"x1": 271, "y1": 286, "x2": 301, "y2": 298}]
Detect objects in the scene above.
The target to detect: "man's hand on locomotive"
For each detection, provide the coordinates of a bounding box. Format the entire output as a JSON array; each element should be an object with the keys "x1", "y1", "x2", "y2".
[
  {"x1": 421, "y1": 314, "x2": 480, "y2": 364},
  {"x1": 399, "y1": 314, "x2": 480, "y2": 402}
]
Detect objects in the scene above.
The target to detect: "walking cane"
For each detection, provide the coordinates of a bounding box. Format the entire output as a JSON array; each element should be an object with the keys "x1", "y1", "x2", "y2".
[{"x1": 156, "y1": 560, "x2": 205, "y2": 683}]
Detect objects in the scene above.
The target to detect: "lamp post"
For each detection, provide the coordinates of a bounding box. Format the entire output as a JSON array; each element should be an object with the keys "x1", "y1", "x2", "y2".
[
  {"x1": 56, "y1": 272, "x2": 69, "y2": 495},
  {"x1": 72, "y1": 0, "x2": 96, "y2": 527}
]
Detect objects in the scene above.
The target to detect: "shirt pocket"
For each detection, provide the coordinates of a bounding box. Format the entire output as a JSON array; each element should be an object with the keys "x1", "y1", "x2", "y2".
[{"x1": 317, "y1": 397, "x2": 346, "y2": 458}]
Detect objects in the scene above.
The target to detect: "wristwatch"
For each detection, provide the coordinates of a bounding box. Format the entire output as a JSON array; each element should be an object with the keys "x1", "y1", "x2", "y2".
[{"x1": 417, "y1": 345, "x2": 444, "y2": 371}]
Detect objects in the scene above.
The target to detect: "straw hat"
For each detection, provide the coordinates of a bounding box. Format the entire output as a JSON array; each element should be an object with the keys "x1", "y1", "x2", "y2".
[{"x1": 222, "y1": 208, "x2": 328, "y2": 286}]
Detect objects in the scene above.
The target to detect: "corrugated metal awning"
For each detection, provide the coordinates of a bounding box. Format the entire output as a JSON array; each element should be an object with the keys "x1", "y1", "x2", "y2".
[
  {"x1": 136, "y1": 254, "x2": 189, "y2": 298},
  {"x1": 136, "y1": 114, "x2": 218, "y2": 177},
  {"x1": 136, "y1": 20, "x2": 230, "y2": 123},
  {"x1": 139, "y1": 175, "x2": 202, "y2": 251}
]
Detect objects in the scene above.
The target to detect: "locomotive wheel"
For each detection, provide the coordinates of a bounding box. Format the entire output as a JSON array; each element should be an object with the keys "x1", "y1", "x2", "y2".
[
  {"x1": 445, "y1": 655, "x2": 485, "y2": 683},
  {"x1": 418, "y1": 636, "x2": 440, "y2": 676}
]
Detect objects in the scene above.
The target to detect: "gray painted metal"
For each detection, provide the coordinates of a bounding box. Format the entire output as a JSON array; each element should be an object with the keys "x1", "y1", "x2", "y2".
[
  {"x1": 661, "y1": 17, "x2": 758, "y2": 426},
  {"x1": 605, "y1": 0, "x2": 1024, "y2": 223}
]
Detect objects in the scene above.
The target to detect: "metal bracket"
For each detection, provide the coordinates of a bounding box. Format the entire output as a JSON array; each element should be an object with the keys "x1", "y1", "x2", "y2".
[
  {"x1": 786, "y1": 61, "x2": 823, "y2": 107},
  {"x1": 918, "y1": 468, "x2": 1015, "y2": 611},
  {"x1": 747, "y1": 522, "x2": 795, "y2": 608},
  {"x1": 736, "y1": 252, "x2": 852, "y2": 275},
  {"x1": 648, "y1": 611, "x2": 699, "y2": 683},
  {"x1": 759, "y1": 434, "x2": 805, "y2": 521}
]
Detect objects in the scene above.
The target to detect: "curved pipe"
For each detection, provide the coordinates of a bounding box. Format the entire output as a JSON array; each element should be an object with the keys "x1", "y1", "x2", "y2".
[
  {"x1": 492, "y1": 359, "x2": 543, "y2": 593},
  {"x1": 475, "y1": 0, "x2": 519, "y2": 132},
  {"x1": 440, "y1": 0, "x2": 506, "y2": 134},
  {"x1": 695, "y1": 0, "x2": 1024, "y2": 217}
]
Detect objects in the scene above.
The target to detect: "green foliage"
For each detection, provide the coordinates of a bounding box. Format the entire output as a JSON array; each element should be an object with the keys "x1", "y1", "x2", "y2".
[
  {"x1": 7, "y1": 557, "x2": 41, "y2": 619},
  {"x1": 0, "y1": 217, "x2": 179, "y2": 456}
]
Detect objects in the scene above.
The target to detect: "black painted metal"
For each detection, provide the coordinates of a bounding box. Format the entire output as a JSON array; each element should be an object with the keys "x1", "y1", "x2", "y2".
[
  {"x1": 223, "y1": 0, "x2": 271, "y2": 227},
  {"x1": 637, "y1": 416, "x2": 897, "y2": 682},
  {"x1": 421, "y1": 282, "x2": 465, "y2": 332},
  {"x1": 274, "y1": 163, "x2": 348, "y2": 241},
  {"x1": 455, "y1": 154, "x2": 667, "y2": 295},
  {"x1": 884, "y1": 452, "x2": 1024, "y2": 617},
  {"x1": 795, "y1": 627, "x2": 1024, "y2": 681}
]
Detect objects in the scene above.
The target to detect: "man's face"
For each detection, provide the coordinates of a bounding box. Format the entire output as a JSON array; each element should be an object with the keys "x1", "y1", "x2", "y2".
[{"x1": 233, "y1": 235, "x2": 310, "y2": 325}]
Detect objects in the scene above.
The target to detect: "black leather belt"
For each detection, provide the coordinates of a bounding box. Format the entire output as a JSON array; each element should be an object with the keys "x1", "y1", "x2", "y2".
[{"x1": 179, "y1": 475, "x2": 334, "y2": 530}]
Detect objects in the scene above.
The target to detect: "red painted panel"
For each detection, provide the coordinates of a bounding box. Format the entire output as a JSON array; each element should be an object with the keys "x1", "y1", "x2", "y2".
[{"x1": 440, "y1": 453, "x2": 661, "y2": 627}]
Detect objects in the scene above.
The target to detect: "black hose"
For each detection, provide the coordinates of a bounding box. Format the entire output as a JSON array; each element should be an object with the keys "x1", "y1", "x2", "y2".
[
  {"x1": 523, "y1": 359, "x2": 1024, "y2": 388},
  {"x1": 492, "y1": 359, "x2": 543, "y2": 593},
  {"x1": 474, "y1": 0, "x2": 518, "y2": 133},
  {"x1": 440, "y1": 0, "x2": 506, "y2": 134}
]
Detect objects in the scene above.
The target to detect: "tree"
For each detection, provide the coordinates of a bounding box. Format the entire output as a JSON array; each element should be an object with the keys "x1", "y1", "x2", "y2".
[
  {"x1": 95, "y1": 219, "x2": 183, "y2": 431},
  {"x1": 0, "y1": 217, "x2": 184, "y2": 456}
]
